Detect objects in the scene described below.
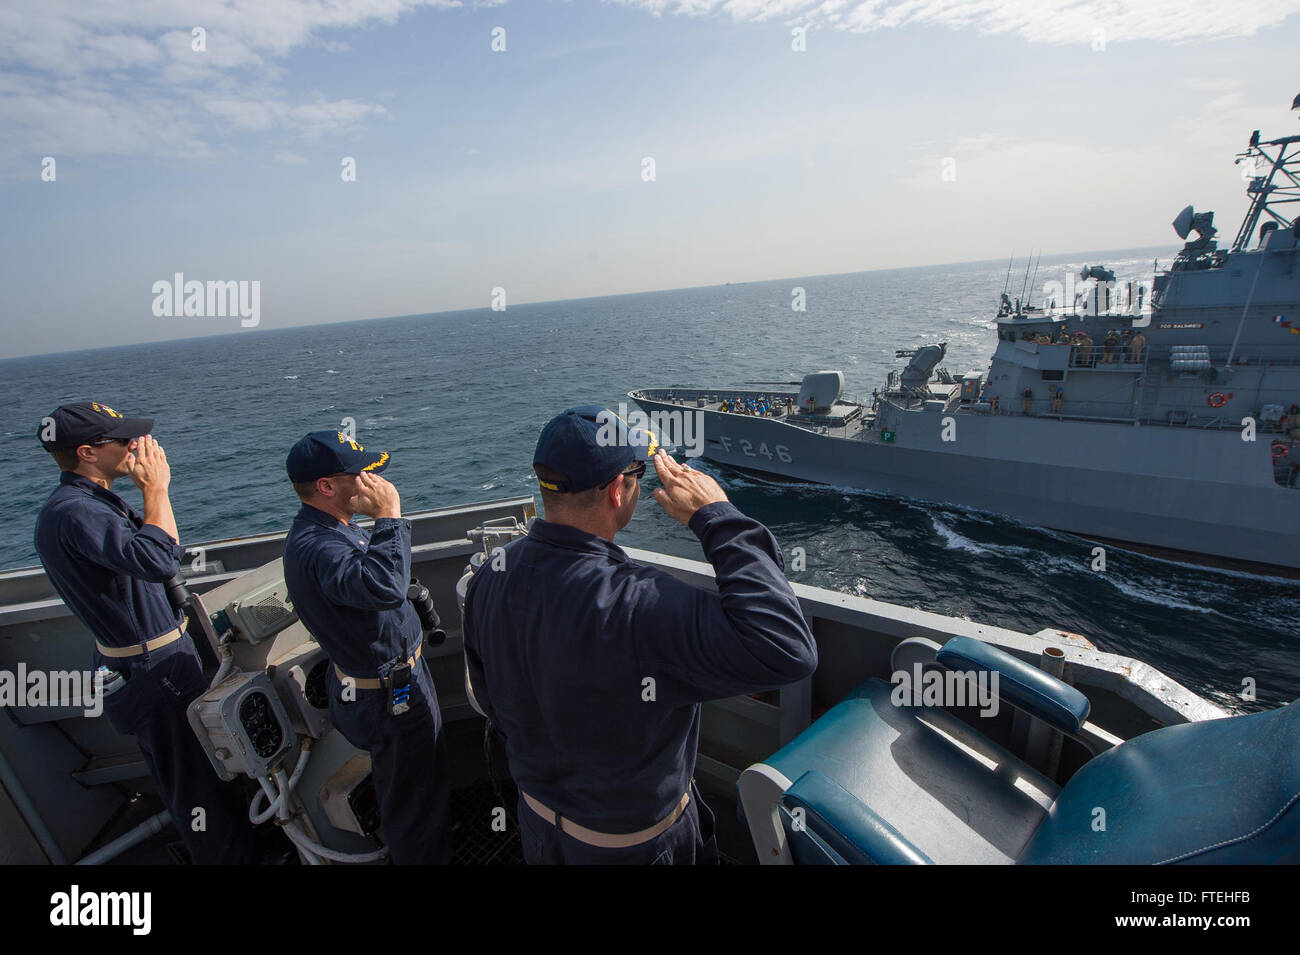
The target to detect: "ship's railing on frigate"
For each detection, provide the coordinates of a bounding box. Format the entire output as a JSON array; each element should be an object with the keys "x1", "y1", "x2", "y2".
[
  {"x1": 1065, "y1": 343, "x2": 1148, "y2": 369},
  {"x1": 988, "y1": 395, "x2": 1286, "y2": 430},
  {"x1": 987, "y1": 389, "x2": 1250, "y2": 427},
  {"x1": 994, "y1": 339, "x2": 1300, "y2": 424},
  {"x1": 991, "y1": 397, "x2": 1139, "y2": 422},
  {"x1": 1058, "y1": 342, "x2": 1300, "y2": 370},
  {"x1": 1144, "y1": 342, "x2": 1300, "y2": 368}
]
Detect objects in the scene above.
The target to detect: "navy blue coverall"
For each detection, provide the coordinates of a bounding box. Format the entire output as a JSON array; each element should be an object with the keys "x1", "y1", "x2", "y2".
[
  {"x1": 462, "y1": 500, "x2": 818, "y2": 864},
  {"x1": 282, "y1": 503, "x2": 451, "y2": 864},
  {"x1": 34, "y1": 471, "x2": 258, "y2": 864}
]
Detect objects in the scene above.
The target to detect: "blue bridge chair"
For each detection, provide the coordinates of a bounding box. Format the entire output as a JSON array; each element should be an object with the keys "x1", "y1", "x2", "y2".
[{"x1": 738, "y1": 636, "x2": 1300, "y2": 864}]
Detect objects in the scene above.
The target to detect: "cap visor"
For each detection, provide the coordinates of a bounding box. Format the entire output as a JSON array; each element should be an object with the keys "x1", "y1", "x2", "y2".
[
  {"x1": 354, "y1": 450, "x2": 391, "y2": 474},
  {"x1": 102, "y1": 417, "x2": 155, "y2": 440}
]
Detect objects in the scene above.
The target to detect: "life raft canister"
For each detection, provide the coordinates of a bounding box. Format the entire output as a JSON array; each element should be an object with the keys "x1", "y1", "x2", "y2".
[{"x1": 1208, "y1": 392, "x2": 1230, "y2": 408}]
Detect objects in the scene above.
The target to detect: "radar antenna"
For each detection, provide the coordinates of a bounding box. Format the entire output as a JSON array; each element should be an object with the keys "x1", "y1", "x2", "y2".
[{"x1": 1172, "y1": 205, "x2": 1217, "y2": 251}]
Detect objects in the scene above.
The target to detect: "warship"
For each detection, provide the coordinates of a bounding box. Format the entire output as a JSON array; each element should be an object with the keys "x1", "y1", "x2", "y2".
[{"x1": 631, "y1": 96, "x2": 1300, "y2": 574}]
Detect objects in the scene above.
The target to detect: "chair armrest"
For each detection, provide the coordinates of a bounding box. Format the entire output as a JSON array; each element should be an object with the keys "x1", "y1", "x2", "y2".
[
  {"x1": 783, "y1": 771, "x2": 933, "y2": 865},
  {"x1": 937, "y1": 636, "x2": 1089, "y2": 733}
]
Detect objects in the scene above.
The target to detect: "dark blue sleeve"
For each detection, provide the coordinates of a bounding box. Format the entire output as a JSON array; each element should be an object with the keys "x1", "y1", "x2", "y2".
[
  {"x1": 460, "y1": 574, "x2": 500, "y2": 727},
  {"x1": 632, "y1": 501, "x2": 817, "y2": 703},
  {"x1": 313, "y1": 518, "x2": 412, "y2": 610},
  {"x1": 62, "y1": 506, "x2": 181, "y2": 582}
]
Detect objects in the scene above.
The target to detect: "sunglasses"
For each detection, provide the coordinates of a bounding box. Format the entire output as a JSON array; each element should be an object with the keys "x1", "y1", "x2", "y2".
[
  {"x1": 600, "y1": 459, "x2": 647, "y2": 488},
  {"x1": 88, "y1": 436, "x2": 132, "y2": 447}
]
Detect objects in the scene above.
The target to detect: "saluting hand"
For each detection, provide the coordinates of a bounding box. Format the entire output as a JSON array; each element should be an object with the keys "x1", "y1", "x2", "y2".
[
  {"x1": 351, "y1": 472, "x2": 402, "y2": 520},
  {"x1": 651, "y1": 449, "x2": 728, "y2": 525},
  {"x1": 128, "y1": 435, "x2": 171, "y2": 495}
]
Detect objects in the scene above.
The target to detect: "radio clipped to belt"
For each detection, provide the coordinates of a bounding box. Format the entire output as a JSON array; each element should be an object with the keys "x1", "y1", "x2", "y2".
[
  {"x1": 373, "y1": 577, "x2": 445, "y2": 715},
  {"x1": 381, "y1": 657, "x2": 413, "y2": 717}
]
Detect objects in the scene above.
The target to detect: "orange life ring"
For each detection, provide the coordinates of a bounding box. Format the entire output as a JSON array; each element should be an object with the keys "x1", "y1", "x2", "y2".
[
  {"x1": 1273, "y1": 442, "x2": 1290, "y2": 460},
  {"x1": 1208, "y1": 392, "x2": 1228, "y2": 408}
]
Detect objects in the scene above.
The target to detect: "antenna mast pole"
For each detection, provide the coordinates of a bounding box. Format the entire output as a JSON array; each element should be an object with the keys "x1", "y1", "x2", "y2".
[
  {"x1": 1018, "y1": 250, "x2": 1033, "y2": 313},
  {"x1": 1231, "y1": 138, "x2": 1299, "y2": 253},
  {"x1": 1027, "y1": 251, "x2": 1041, "y2": 310}
]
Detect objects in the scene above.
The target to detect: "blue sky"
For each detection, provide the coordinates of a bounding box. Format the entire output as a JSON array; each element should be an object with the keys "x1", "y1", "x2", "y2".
[{"x1": 2, "y1": 0, "x2": 1299, "y2": 358}]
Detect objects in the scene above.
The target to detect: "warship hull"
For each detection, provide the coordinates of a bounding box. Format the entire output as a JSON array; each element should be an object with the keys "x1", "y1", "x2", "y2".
[{"x1": 630, "y1": 390, "x2": 1300, "y2": 572}]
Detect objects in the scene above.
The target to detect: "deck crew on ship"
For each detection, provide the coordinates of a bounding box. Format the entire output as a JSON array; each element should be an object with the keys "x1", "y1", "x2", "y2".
[
  {"x1": 34, "y1": 402, "x2": 261, "y2": 864},
  {"x1": 462, "y1": 406, "x2": 817, "y2": 864},
  {"x1": 281, "y1": 431, "x2": 451, "y2": 864},
  {"x1": 1077, "y1": 332, "x2": 1094, "y2": 366},
  {"x1": 1130, "y1": 329, "x2": 1146, "y2": 363},
  {"x1": 1103, "y1": 329, "x2": 1120, "y2": 363}
]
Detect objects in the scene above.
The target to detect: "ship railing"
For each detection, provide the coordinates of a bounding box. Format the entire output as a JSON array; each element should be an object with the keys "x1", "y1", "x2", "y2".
[
  {"x1": 718, "y1": 399, "x2": 796, "y2": 417},
  {"x1": 1034, "y1": 303, "x2": 1148, "y2": 320},
  {"x1": 1149, "y1": 409, "x2": 1298, "y2": 430},
  {"x1": 989, "y1": 397, "x2": 1270, "y2": 430},
  {"x1": 644, "y1": 390, "x2": 796, "y2": 411},
  {"x1": 787, "y1": 417, "x2": 861, "y2": 440},
  {"x1": 1144, "y1": 343, "x2": 1300, "y2": 369},
  {"x1": 992, "y1": 397, "x2": 1135, "y2": 422},
  {"x1": 1042, "y1": 341, "x2": 1299, "y2": 372},
  {"x1": 1066, "y1": 344, "x2": 1150, "y2": 370}
]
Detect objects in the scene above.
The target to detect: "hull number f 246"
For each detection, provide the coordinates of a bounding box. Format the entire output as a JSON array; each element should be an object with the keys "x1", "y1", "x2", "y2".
[{"x1": 717, "y1": 436, "x2": 792, "y2": 462}]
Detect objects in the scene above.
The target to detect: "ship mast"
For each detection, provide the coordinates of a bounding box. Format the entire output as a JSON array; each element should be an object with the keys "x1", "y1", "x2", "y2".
[{"x1": 1230, "y1": 95, "x2": 1300, "y2": 253}]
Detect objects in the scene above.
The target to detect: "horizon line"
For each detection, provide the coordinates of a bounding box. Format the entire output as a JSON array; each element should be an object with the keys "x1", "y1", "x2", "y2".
[{"x1": 0, "y1": 241, "x2": 1179, "y2": 363}]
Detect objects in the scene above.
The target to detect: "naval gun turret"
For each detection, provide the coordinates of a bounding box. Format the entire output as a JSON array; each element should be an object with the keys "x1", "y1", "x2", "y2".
[
  {"x1": 900, "y1": 343, "x2": 947, "y2": 394},
  {"x1": 797, "y1": 371, "x2": 844, "y2": 413}
]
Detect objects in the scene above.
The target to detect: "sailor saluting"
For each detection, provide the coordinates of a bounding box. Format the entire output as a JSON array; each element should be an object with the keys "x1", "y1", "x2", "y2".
[
  {"x1": 462, "y1": 406, "x2": 818, "y2": 864},
  {"x1": 281, "y1": 431, "x2": 451, "y2": 863},
  {"x1": 34, "y1": 402, "x2": 260, "y2": 864}
]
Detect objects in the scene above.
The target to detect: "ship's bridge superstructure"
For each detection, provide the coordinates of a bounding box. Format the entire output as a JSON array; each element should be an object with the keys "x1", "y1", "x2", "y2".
[{"x1": 954, "y1": 115, "x2": 1300, "y2": 477}]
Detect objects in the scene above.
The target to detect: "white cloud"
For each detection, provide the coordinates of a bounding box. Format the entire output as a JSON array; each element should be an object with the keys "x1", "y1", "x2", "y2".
[
  {"x1": 612, "y1": 0, "x2": 1300, "y2": 43},
  {"x1": 0, "y1": 1, "x2": 463, "y2": 76},
  {"x1": 0, "y1": 0, "x2": 459, "y2": 172},
  {"x1": 0, "y1": 86, "x2": 214, "y2": 161},
  {"x1": 202, "y1": 97, "x2": 386, "y2": 137}
]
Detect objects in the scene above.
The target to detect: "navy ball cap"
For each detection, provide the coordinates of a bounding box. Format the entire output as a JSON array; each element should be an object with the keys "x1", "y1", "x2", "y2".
[
  {"x1": 38, "y1": 401, "x2": 154, "y2": 451},
  {"x1": 286, "y1": 430, "x2": 391, "y2": 483},
  {"x1": 533, "y1": 405, "x2": 657, "y2": 493}
]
